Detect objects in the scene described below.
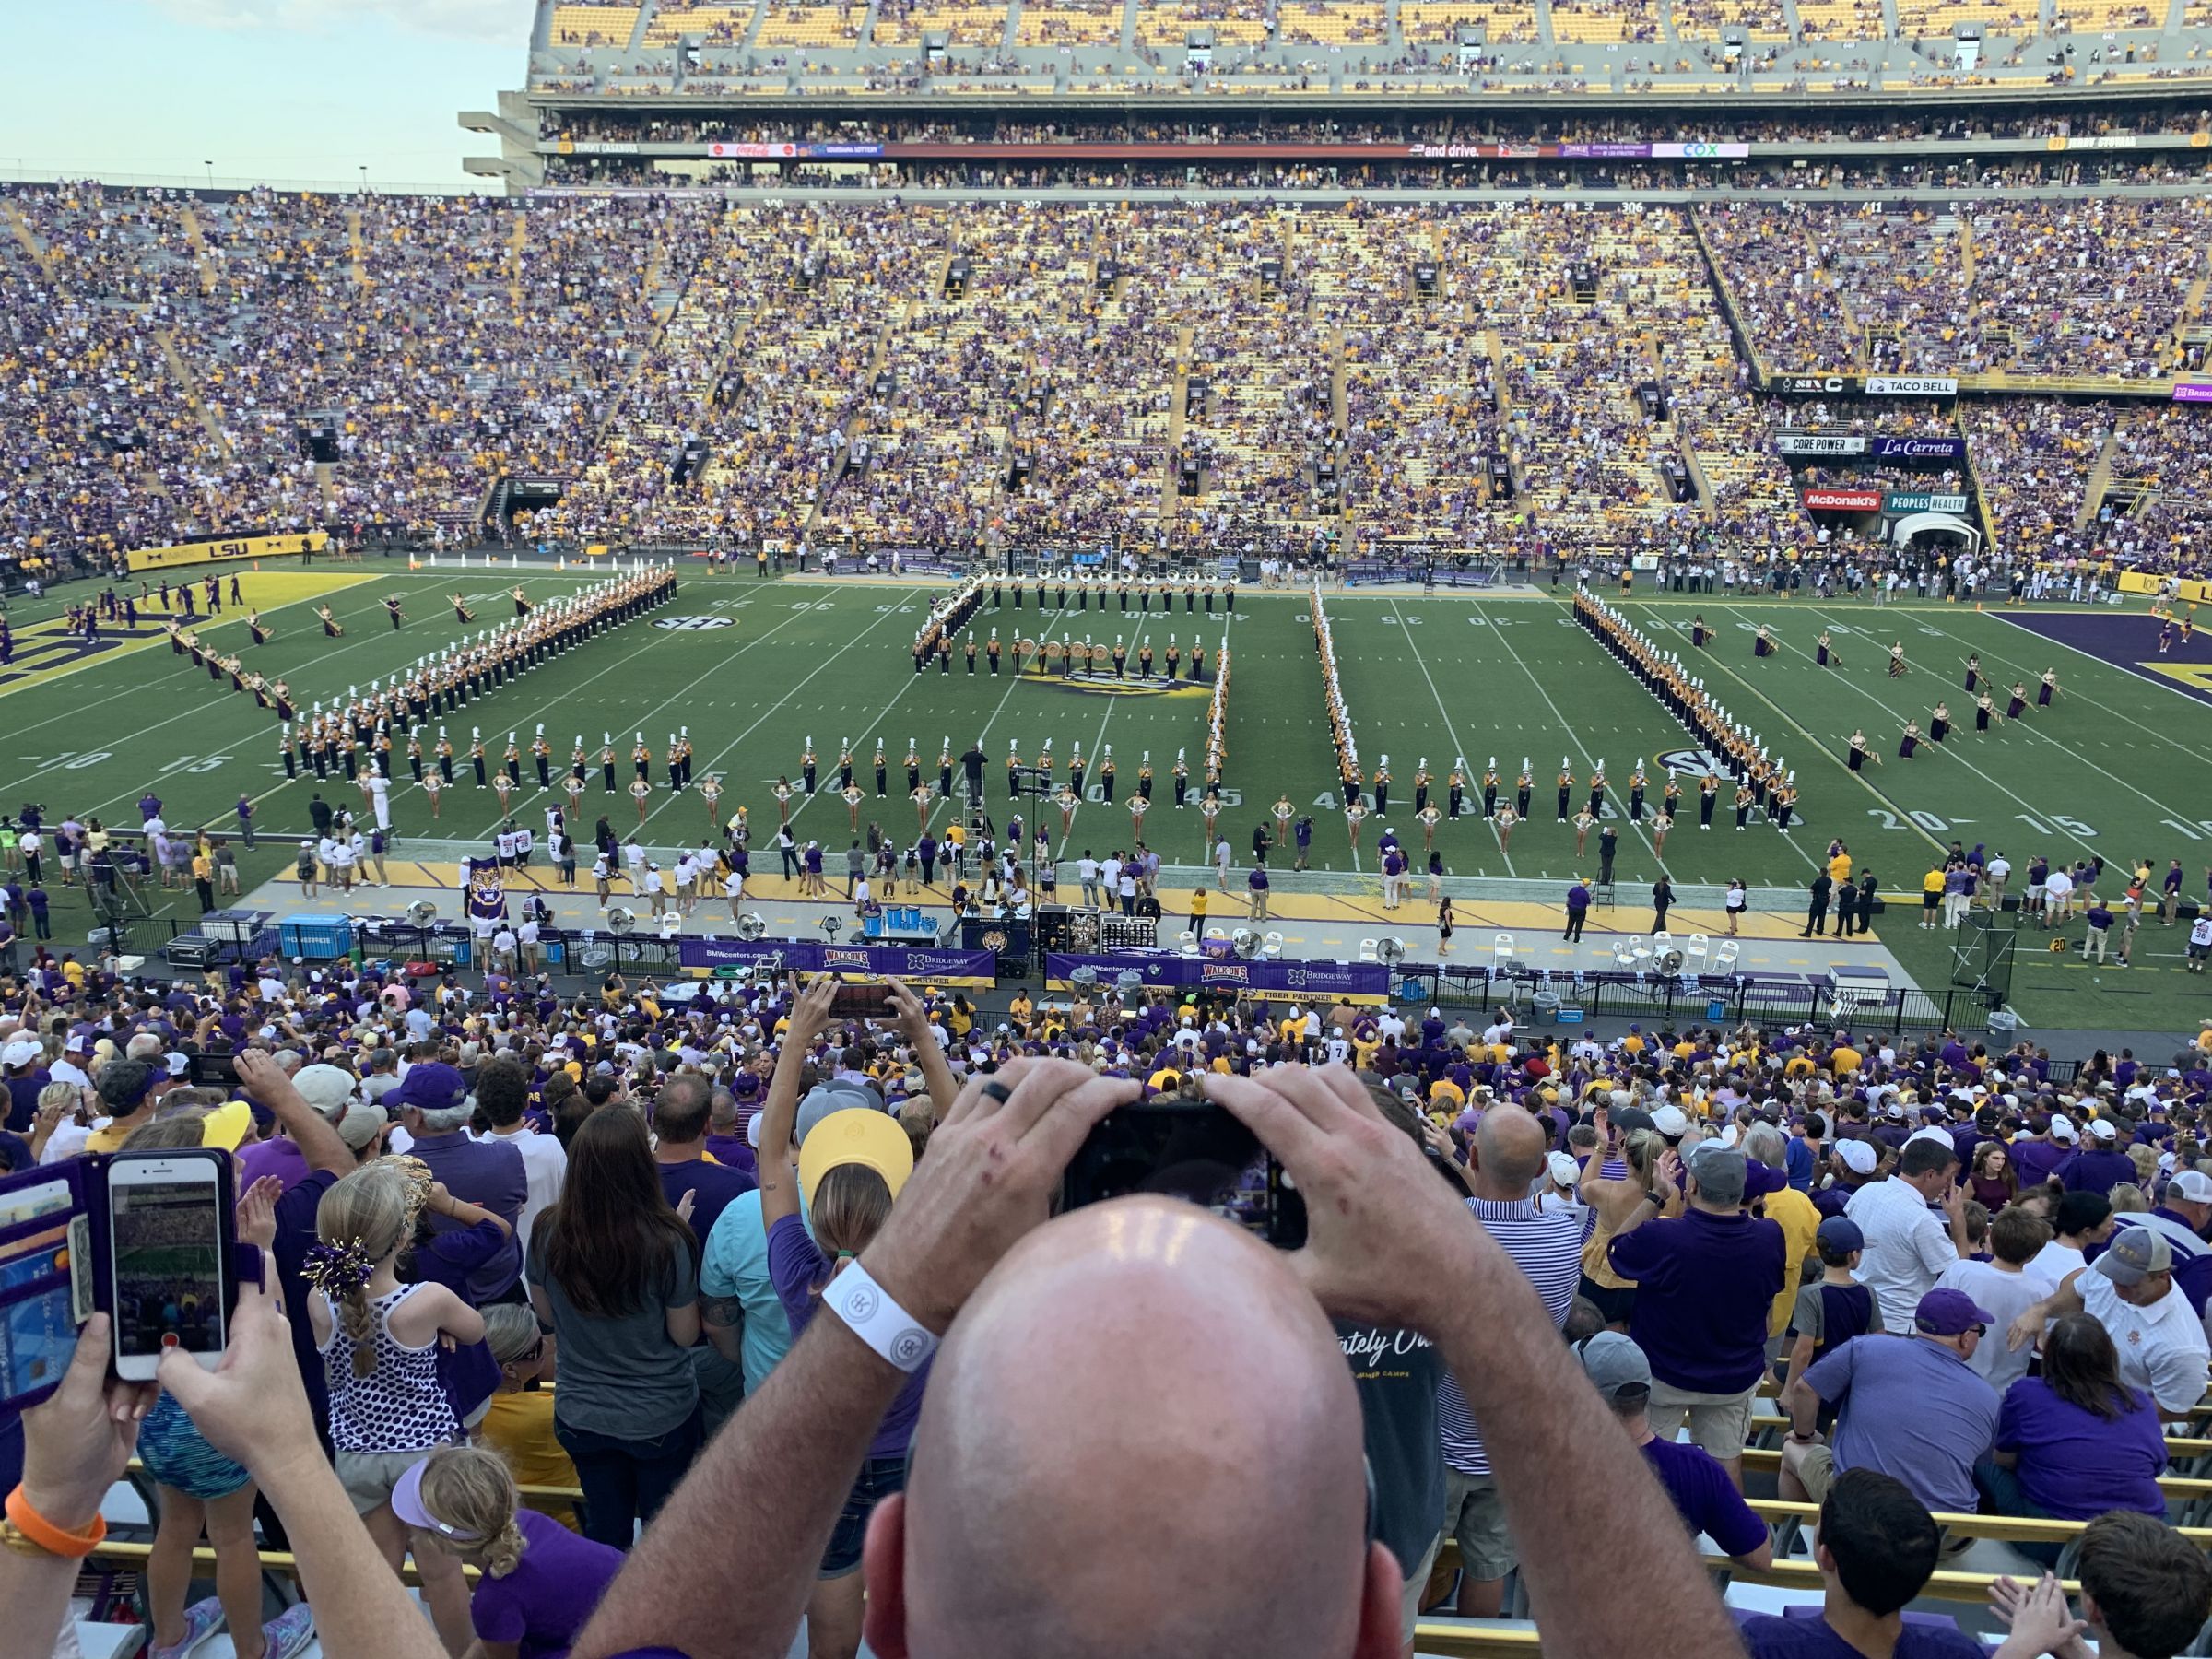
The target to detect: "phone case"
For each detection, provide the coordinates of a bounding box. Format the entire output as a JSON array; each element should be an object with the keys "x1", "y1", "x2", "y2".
[{"x1": 0, "y1": 1154, "x2": 251, "y2": 1412}]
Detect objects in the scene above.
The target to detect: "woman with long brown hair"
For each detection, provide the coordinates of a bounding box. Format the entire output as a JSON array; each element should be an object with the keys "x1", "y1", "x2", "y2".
[
  {"x1": 1985, "y1": 1312, "x2": 2168, "y2": 1561},
  {"x1": 527, "y1": 1103, "x2": 701, "y2": 1549},
  {"x1": 1967, "y1": 1139, "x2": 2018, "y2": 1210}
]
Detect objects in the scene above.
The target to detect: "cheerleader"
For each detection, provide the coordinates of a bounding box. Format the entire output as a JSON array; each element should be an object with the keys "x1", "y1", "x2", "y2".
[
  {"x1": 629, "y1": 776, "x2": 652, "y2": 823},
  {"x1": 1494, "y1": 802, "x2": 1519, "y2": 852},
  {"x1": 1056, "y1": 784, "x2": 1079, "y2": 839},
  {"x1": 1899, "y1": 719, "x2": 1923, "y2": 759},
  {"x1": 1754, "y1": 626, "x2": 1774, "y2": 659},
  {"x1": 1652, "y1": 808, "x2": 1674, "y2": 855},
  {"x1": 1974, "y1": 693, "x2": 1998, "y2": 732},
  {"x1": 842, "y1": 782, "x2": 865, "y2": 834},
  {"x1": 1417, "y1": 801, "x2": 1441, "y2": 852},
  {"x1": 2038, "y1": 667, "x2": 2059, "y2": 707},
  {"x1": 912, "y1": 782, "x2": 935, "y2": 835},
  {"x1": 773, "y1": 777, "x2": 794, "y2": 827},
  {"x1": 1572, "y1": 808, "x2": 1596, "y2": 859},
  {"x1": 421, "y1": 771, "x2": 443, "y2": 818},
  {"x1": 1815, "y1": 630, "x2": 1840, "y2": 668},
  {"x1": 1963, "y1": 653, "x2": 1981, "y2": 693},
  {"x1": 2159, "y1": 619, "x2": 2177, "y2": 654},
  {"x1": 2006, "y1": 681, "x2": 2029, "y2": 720},
  {"x1": 1345, "y1": 797, "x2": 1368, "y2": 851},
  {"x1": 317, "y1": 605, "x2": 342, "y2": 638},
  {"x1": 1888, "y1": 641, "x2": 1907, "y2": 677},
  {"x1": 1930, "y1": 701, "x2": 1951, "y2": 744},
  {"x1": 494, "y1": 772, "x2": 515, "y2": 817},
  {"x1": 700, "y1": 773, "x2": 723, "y2": 826}
]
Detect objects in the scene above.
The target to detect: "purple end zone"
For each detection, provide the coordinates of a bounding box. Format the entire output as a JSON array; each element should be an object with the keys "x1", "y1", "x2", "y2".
[{"x1": 1994, "y1": 610, "x2": 2212, "y2": 709}]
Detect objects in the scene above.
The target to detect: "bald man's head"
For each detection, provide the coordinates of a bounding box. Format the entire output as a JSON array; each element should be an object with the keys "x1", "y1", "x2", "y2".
[
  {"x1": 867, "y1": 1196, "x2": 1394, "y2": 1659},
  {"x1": 1470, "y1": 1103, "x2": 1547, "y2": 1198}
]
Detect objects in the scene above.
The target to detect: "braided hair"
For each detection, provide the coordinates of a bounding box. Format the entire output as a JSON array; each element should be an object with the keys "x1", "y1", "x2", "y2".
[{"x1": 309, "y1": 1164, "x2": 410, "y2": 1380}]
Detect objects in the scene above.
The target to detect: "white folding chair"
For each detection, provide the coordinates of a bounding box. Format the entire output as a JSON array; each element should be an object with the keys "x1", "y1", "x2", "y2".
[
  {"x1": 1359, "y1": 938, "x2": 1380, "y2": 962},
  {"x1": 1174, "y1": 929, "x2": 1198, "y2": 956},
  {"x1": 1610, "y1": 935, "x2": 1641, "y2": 970},
  {"x1": 1263, "y1": 930, "x2": 1285, "y2": 959},
  {"x1": 1651, "y1": 929, "x2": 1675, "y2": 962},
  {"x1": 1712, "y1": 937, "x2": 1741, "y2": 972},
  {"x1": 1492, "y1": 931, "x2": 1514, "y2": 971},
  {"x1": 1686, "y1": 932, "x2": 1710, "y2": 970}
]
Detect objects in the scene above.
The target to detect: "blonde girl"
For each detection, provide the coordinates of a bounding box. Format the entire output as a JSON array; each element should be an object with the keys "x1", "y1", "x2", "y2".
[
  {"x1": 305, "y1": 1161, "x2": 484, "y2": 1652},
  {"x1": 392, "y1": 1447, "x2": 624, "y2": 1659}
]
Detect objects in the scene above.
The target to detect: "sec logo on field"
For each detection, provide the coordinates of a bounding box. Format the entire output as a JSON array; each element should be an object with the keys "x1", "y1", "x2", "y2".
[{"x1": 653, "y1": 616, "x2": 735, "y2": 630}]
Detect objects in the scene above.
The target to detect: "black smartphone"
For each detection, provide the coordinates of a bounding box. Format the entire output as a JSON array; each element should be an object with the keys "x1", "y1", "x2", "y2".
[
  {"x1": 187, "y1": 1052, "x2": 240, "y2": 1092},
  {"x1": 1062, "y1": 1101, "x2": 1307, "y2": 1249},
  {"x1": 827, "y1": 981, "x2": 894, "y2": 1022}
]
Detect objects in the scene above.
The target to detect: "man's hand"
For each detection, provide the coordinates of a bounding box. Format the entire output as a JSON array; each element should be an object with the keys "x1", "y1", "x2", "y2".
[
  {"x1": 1652, "y1": 1147, "x2": 1684, "y2": 1199},
  {"x1": 783, "y1": 971, "x2": 839, "y2": 1046},
  {"x1": 159, "y1": 1267, "x2": 324, "y2": 1494},
  {"x1": 20, "y1": 1315, "x2": 156, "y2": 1532},
  {"x1": 862, "y1": 1059, "x2": 1135, "y2": 1333},
  {"x1": 1941, "y1": 1180, "x2": 1968, "y2": 1222},
  {"x1": 1203, "y1": 1064, "x2": 1483, "y2": 1333},
  {"x1": 2006, "y1": 1300, "x2": 2048, "y2": 1353}
]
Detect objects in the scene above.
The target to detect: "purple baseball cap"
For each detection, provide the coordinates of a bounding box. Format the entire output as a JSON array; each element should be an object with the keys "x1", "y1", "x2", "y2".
[
  {"x1": 389, "y1": 1062, "x2": 468, "y2": 1115},
  {"x1": 1913, "y1": 1288, "x2": 1994, "y2": 1336}
]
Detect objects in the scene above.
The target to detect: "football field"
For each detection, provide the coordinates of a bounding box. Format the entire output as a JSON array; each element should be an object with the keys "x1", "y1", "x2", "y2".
[{"x1": 6, "y1": 562, "x2": 2212, "y2": 1027}]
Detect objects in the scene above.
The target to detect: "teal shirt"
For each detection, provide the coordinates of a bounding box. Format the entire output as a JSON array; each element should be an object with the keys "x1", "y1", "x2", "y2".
[{"x1": 700, "y1": 1189, "x2": 796, "y2": 1394}]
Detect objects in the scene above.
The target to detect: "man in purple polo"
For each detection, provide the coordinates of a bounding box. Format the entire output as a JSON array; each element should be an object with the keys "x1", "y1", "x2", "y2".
[{"x1": 394, "y1": 1059, "x2": 526, "y2": 1302}]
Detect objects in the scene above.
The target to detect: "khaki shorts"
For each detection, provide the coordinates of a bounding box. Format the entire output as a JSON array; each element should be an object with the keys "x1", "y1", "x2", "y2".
[
  {"x1": 1794, "y1": 1443, "x2": 1838, "y2": 1504},
  {"x1": 336, "y1": 1447, "x2": 435, "y2": 1515},
  {"x1": 1400, "y1": 1532, "x2": 1443, "y2": 1646},
  {"x1": 1646, "y1": 1380, "x2": 1756, "y2": 1463},
  {"x1": 1442, "y1": 1467, "x2": 1515, "y2": 1582}
]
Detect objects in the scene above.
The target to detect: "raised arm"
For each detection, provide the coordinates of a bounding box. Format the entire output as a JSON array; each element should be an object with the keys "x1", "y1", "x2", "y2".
[{"x1": 233, "y1": 1048, "x2": 351, "y2": 1177}]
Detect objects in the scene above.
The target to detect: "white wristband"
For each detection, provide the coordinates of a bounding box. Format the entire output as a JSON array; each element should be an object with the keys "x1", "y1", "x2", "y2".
[{"x1": 823, "y1": 1260, "x2": 939, "y2": 1373}]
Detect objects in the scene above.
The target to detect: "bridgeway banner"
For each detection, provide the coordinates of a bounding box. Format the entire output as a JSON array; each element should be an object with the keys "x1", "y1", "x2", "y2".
[
  {"x1": 1042, "y1": 952, "x2": 1395, "y2": 1000},
  {"x1": 674, "y1": 938, "x2": 996, "y2": 985}
]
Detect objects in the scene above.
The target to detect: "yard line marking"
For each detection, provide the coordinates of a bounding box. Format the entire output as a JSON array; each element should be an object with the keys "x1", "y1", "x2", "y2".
[
  {"x1": 1920, "y1": 611, "x2": 2212, "y2": 764},
  {"x1": 1472, "y1": 597, "x2": 1687, "y2": 877},
  {"x1": 629, "y1": 589, "x2": 928, "y2": 844},
  {"x1": 1058, "y1": 606, "x2": 1165, "y2": 862},
  {"x1": 1382, "y1": 596, "x2": 1512, "y2": 878},
  {"x1": 1653, "y1": 605, "x2": 1944, "y2": 864},
  {"x1": 1795, "y1": 606, "x2": 2124, "y2": 858},
  {"x1": 1719, "y1": 604, "x2": 2095, "y2": 860},
  {"x1": 1805, "y1": 605, "x2": 2190, "y2": 825},
  {"x1": 458, "y1": 590, "x2": 847, "y2": 843}
]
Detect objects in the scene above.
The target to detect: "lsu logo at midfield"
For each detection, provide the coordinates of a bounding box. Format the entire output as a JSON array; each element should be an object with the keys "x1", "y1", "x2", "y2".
[{"x1": 653, "y1": 616, "x2": 735, "y2": 630}]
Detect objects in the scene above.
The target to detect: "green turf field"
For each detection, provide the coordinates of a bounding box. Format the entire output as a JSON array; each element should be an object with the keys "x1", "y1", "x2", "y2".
[{"x1": 6, "y1": 565, "x2": 2212, "y2": 1031}]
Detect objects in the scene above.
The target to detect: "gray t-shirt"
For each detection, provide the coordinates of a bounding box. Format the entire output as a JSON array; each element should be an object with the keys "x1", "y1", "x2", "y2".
[
  {"x1": 528, "y1": 1231, "x2": 700, "y2": 1438},
  {"x1": 1790, "y1": 1281, "x2": 1886, "y2": 1346}
]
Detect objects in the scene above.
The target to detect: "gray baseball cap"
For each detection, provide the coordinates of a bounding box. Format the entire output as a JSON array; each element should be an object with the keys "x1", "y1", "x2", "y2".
[
  {"x1": 1576, "y1": 1332, "x2": 1653, "y2": 1405},
  {"x1": 1687, "y1": 1141, "x2": 1748, "y2": 1207}
]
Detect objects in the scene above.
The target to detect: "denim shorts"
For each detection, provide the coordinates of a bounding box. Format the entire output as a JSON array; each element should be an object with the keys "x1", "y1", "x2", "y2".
[{"x1": 821, "y1": 1453, "x2": 907, "y2": 1579}]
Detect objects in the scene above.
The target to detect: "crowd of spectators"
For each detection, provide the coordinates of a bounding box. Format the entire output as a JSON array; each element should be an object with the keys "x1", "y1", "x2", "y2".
[
  {"x1": 10, "y1": 953, "x2": 2212, "y2": 1658},
  {"x1": 6, "y1": 183, "x2": 2211, "y2": 576}
]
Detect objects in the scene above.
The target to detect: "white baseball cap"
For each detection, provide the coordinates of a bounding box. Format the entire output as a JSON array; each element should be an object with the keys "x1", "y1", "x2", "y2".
[{"x1": 2169, "y1": 1169, "x2": 2212, "y2": 1206}]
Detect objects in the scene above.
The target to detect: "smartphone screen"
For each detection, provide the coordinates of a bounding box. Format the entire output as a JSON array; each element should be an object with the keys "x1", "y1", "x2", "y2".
[
  {"x1": 827, "y1": 982, "x2": 893, "y2": 1022},
  {"x1": 108, "y1": 1158, "x2": 229, "y2": 1377},
  {"x1": 1062, "y1": 1103, "x2": 1307, "y2": 1248}
]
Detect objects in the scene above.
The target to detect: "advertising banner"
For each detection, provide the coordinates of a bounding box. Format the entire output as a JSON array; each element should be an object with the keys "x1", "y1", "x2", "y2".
[
  {"x1": 1802, "y1": 488, "x2": 1884, "y2": 512},
  {"x1": 1883, "y1": 491, "x2": 1969, "y2": 513},
  {"x1": 1774, "y1": 431, "x2": 1868, "y2": 456},
  {"x1": 125, "y1": 531, "x2": 328, "y2": 572},
  {"x1": 1772, "y1": 374, "x2": 1860, "y2": 395},
  {"x1": 1871, "y1": 435, "x2": 1966, "y2": 461},
  {"x1": 705, "y1": 140, "x2": 885, "y2": 159},
  {"x1": 673, "y1": 937, "x2": 997, "y2": 985},
  {"x1": 1041, "y1": 952, "x2": 1396, "y2": 1001},
  {"x1": 2172, "y1": 383, "x2": 2212, "y2": 404},
  {"x1": 1865, "y1": 375, "x2": 1959, "y2": 397}
]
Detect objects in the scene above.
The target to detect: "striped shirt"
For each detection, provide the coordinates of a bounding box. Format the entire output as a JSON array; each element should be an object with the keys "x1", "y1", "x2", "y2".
[{"x1": 1439, "y1": 1195, "x2": 1585, "y2": 1477}]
